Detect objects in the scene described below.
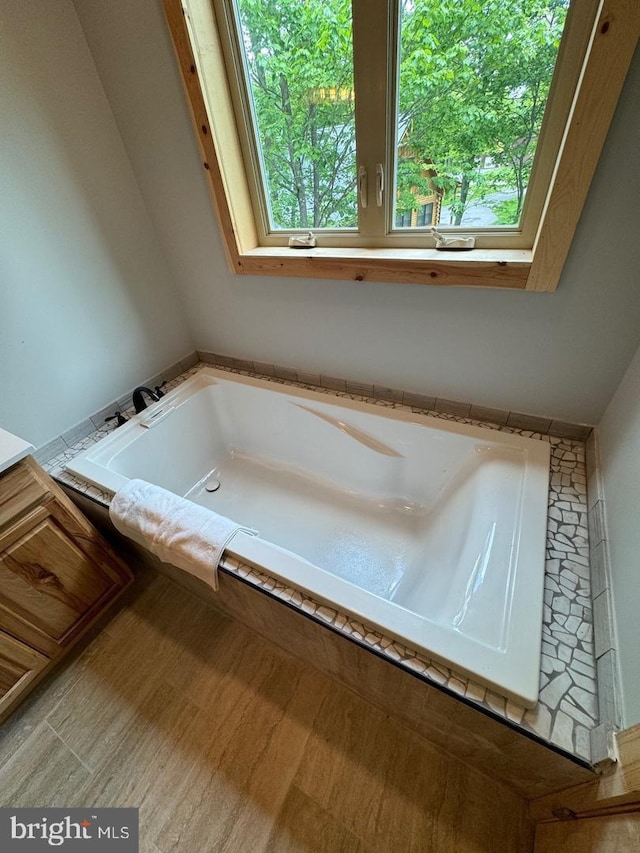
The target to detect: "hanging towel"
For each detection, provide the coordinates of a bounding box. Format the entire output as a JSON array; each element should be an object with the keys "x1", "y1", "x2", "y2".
[{"x1": 109, "y1": 478, "x2": 254, "y2": 590}]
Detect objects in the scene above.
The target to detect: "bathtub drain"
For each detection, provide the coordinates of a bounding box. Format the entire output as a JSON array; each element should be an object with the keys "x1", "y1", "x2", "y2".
[{"x1": 205, "y1": 477, "x2": 221, "y2": 493}]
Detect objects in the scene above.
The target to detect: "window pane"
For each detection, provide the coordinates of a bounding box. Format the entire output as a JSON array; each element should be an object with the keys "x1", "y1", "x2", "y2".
[
  {"x1": 417, "y1": 203, "x2": 433, "y2": 227},
  {"x1": 394, "y1": 0, "x2": 570, "y2": 229},
  {"x1": 233, "y1": 0, "x2": 357, "y2": 231}
]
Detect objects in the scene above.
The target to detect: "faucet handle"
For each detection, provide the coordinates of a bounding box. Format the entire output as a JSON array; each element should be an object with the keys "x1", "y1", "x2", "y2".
[
  {"x1": 154, "y1": 381, "x2": 167, "y2": 399},
  {"x1": 105, "y1": 411, "x2": 128, "y2": 427}
]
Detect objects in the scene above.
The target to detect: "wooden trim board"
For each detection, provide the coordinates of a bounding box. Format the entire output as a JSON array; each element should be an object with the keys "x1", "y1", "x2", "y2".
[{"x1": 530, "y1": 723, "x2": 640, "y2": 819}]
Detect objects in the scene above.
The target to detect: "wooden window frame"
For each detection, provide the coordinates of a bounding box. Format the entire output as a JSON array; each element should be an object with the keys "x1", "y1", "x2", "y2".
[{"x1": 163, "y1": 0, "x2": 639, "y2": 291}]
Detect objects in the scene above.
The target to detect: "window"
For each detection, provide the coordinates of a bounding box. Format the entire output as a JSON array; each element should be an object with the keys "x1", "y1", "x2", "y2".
[
  {"x1": 417, "y1": 204, "x2": 434, "y2": 228},
  {"x1": 215, "y1": 0, "x2": 577, "y2": 248},
  {"x1": 395, "y1": 203, "x2": 435, "y2": 229},
  {"x1": 227, "y1": 0, "x2": 358, "y2": 233},
  {"x1": 165, "y1": 0, "x2": 638, "y2": 290}
]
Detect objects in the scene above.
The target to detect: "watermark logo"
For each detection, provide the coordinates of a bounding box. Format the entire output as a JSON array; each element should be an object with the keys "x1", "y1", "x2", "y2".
[{"x1": 1, "y1": 809, "x2": 138, "y2": 851}]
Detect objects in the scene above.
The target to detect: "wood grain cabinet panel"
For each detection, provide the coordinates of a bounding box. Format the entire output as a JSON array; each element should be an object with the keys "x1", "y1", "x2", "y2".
[
  {"x1": 0, "y1": 457, "x2": 133, "y2": 720},
  {"x1": 0, "y1": 461, "x2": 49, "y2": 529},
  {"x1": 0, "y1": 507, "x2": 115, "y2": 647},
  {"x1": 0, "y1": 630, "x2": 48, "y2": 717}
]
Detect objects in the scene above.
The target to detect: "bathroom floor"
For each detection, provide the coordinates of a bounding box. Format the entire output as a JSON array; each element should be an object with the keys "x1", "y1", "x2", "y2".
[{"x1": 0, "y1": 570, "x2": 534, "y2": 852}]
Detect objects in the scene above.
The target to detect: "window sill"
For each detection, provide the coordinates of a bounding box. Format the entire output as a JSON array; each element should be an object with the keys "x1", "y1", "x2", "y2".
[{"x1": 236, "y1": 246, "x2": 533, "y2": 289}]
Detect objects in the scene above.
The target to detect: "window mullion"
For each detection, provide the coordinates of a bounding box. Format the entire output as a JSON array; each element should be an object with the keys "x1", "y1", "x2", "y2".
[{"x1": 352, "y1": 0, "x2": 392, "y2": 242}]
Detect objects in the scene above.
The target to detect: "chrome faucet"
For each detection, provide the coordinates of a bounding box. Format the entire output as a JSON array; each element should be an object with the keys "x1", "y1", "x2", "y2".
[{"x1": 132, "y1": 384, "x2": 165, "y2": 414}]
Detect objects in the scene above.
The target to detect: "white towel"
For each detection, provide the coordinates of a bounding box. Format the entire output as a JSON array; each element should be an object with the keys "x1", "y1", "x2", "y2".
[{"x1": 109, "y1": 478, "x2": 253, "y2": 590}]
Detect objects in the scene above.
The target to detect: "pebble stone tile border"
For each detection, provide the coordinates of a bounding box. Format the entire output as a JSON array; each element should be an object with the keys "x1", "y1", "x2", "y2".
[{"x1": 41, "y1": 362, "x2": 597, "y2": 763}]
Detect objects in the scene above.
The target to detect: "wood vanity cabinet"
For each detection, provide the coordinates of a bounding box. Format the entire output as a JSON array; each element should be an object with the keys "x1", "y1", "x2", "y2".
[{"x1": 0, "y1": 456, "x2": 132, "y2": 721}]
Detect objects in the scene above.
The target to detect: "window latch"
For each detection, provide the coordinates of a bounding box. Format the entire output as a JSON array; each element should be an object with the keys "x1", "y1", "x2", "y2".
[
  {"x1": 288, "y1": 231, "x2": 316, "y2": 249},
  {"x1": 375, "y1": 163, "x2": 384, "y2": 207},
  {"x1": 357, "y1": 166, "x2": 368, "y2": 209},
  {"x1": 430, "y1": 228, "x2": 475, "y2": 251}
]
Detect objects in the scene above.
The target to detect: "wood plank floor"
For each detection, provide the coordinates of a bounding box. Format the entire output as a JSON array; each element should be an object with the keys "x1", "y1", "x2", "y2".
[{"x1": 0, "y1": 571, "x2": 535, "y2": 852}]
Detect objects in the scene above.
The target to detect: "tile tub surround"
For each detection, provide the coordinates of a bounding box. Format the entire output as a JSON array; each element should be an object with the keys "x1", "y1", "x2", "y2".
[
  {"x1": 197, "y1": 351, "x2": 593, "y2": 441},
  {"x1": 40, "y1": 362, "x2": 598, "y2": 764},
  {"x1": 585, "y1": 429, "x2": 623, "y2": 735}
]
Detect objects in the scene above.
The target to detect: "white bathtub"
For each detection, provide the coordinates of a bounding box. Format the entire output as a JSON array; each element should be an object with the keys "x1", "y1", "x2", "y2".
[{"x1": 66, "y1": 367, "x2": 550, "y2": 707}]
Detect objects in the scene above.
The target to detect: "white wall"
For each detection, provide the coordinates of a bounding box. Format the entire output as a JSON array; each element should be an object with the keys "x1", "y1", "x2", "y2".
[
  {"x1": 73, "y1": 0, "x2": 640, "y2": 425},
  {"x1": 0, "y1": 0, "x2": 193, "y2": 448},
  {"x1": 598, "y1": 343, "x2": 640, "y2": 726}
]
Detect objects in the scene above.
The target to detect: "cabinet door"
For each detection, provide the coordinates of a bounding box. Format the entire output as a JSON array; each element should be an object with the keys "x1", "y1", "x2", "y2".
[
  {"x1": 0, "y1": 630, "x2": 48, "y2": 716},
  {"x1": 0, "y1": 501, "x2": 124, "y2": 653},
  {"x1": 0, "y1": 458, "x2": 50, "y2": 529}
]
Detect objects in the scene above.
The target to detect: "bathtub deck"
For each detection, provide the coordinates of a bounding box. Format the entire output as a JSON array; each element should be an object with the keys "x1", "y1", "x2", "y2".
[{"x1": 42, "y1": 361, "x2": 597, "y2": 764}]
